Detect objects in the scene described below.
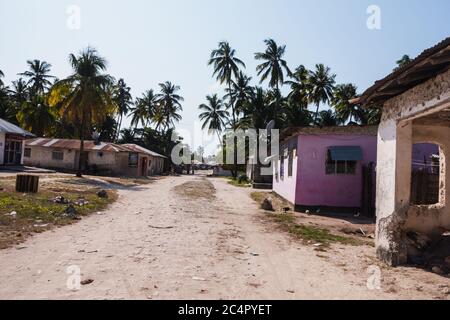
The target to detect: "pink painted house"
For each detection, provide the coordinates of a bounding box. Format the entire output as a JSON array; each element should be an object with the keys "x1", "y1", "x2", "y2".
[{"x1": 273, "y1": 126, "x2": 378, "y2": 214}]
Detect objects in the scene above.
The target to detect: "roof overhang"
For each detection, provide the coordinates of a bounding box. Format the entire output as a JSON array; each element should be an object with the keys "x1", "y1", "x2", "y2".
[{"x1": 358, "y1": 37, "x2": 450, "y2": 107}]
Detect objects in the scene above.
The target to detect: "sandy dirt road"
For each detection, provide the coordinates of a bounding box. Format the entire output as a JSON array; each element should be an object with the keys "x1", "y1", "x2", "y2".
[{"x1": 0, "y1": 174, "x2": 448, "y2": 300}]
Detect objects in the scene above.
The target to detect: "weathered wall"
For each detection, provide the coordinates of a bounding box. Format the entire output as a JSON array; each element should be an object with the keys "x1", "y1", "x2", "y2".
[
  {"x1": 376, "y1": 68, "x2": 450, "y2": 266},
  {"x1": 24, "y1": 146, "x2": 76, "y2": 170},
  {"x1": 296, "y1": 134, "x2": 377, "y2": 208}
]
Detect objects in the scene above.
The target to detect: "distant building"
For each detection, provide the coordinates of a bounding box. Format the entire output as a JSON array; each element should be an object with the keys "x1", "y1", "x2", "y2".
[
  {"x1": 0, "y1": 118, "x2": 35, "y2": 165},
  {"x1": 273, "y1": 126, "x2": 378, "y2": 215},
  {"x1": 24, "y1": 138, "x2": 166, "y2": 177}
]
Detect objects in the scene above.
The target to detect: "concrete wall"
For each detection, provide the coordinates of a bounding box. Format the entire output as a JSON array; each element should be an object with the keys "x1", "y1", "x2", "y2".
[
  {"x1": 273, "y1": 138, "x2": 298, "y2": 204},
  {"x1": 296, "y1": 134, "x2": 377, "y2": 208},
  {"x1": 375, "y1": 67, "x2": 450, "y2": 266},
  {"x1": 24, "y1": 146, "x2": 76, "y2": 170}
]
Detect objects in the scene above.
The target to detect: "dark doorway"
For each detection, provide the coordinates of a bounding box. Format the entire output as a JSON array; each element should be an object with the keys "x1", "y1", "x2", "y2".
[
  {"x1": 141, "y1": 157, "x2": 148, "y2": 176},
  {"x1": 4, "y1": 139, "x2": 23, "y2": 165}
]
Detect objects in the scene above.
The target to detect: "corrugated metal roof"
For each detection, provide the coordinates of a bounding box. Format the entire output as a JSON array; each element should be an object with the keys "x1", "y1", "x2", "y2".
[
  {"x1": 0, "y1": 118, "x2": 35, "y2": 137},
  {"x1": 25, "y1": 138, "x2": 166, "y2": 158},
  {"x1": 329, "y1": 146, "x2": 363, "y2": 161}
]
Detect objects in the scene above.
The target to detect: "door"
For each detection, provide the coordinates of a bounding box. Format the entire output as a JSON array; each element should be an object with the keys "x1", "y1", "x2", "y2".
[
  {"x1": 141, "y1": 157, "x2": 148, "y2": 176},
  {"x1": 4, "y1": 140, "x2": 23, "y2": 165}
]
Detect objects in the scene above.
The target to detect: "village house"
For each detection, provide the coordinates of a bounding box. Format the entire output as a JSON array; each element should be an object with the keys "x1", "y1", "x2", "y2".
[
  {"x1": 272, "y1": 126, "x2": 378, "y2": 215},
  {"x1": 23, "y1": 138, "x2": 166, "y2": 177},
  {"x1": 0, "y1": 118, "x2": 35, "y2": 166},
  {"x1": 357, "y1": 37, "x2": 450, "y2": 266}
]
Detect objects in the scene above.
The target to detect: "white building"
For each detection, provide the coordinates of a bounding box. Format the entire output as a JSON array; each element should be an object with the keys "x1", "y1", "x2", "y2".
[{"x1": 0, "y1": 118, "x2": 34, "y2": 165}]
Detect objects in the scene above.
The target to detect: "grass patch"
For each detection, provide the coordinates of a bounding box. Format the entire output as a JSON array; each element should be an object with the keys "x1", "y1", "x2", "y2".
[
  {"x1": 0, "y1": 177, "x2": 118, "y2": 249},
  {"x1": 250, "y1": 192, "x2": 366, "y2": 247},
  {"x1": 225, "y1": 177, "x2": 251, "y2": 188},
  {"x1": 268, "y1": 212, "x2": 365, "y2": 247}
]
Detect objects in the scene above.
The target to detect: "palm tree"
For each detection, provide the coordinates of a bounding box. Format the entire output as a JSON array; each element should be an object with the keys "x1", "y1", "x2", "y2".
[
  {"x1": 225, "y1": 71, "x2": 253, "y2": 116},
  {"x1": 155, "y1": 81, "x2": 183, "y2": 132},
  {"x1": 198, "y1": 94, "x2": 229, "y2": 142},
  {"x1": 130, "y1": 97, "x2": 149, "y2": 129},
  {"x1": 394, "y1": 55, "x2": 412, "y2": 71},
  {"x1": 318, "y1": 109, "x2": 338, "y2": 127},
  {"x1": 19, "y1": 60, "x2": 54, "y2": 94},
  {"x1": 0, "y1": 69, "x2": 4, "y2": 87},
  {"x1": 255, "y1": 39, "x2": 291, "y2": 90},
  {"x1": 308, "y1": 64, "x2": 336, "y2": 124},
  {"x1": 208, "y1": 41, "x2": 245, "y2": 129},
  {"x1": 49, "y1": 47, "x2": 114, "y2": 177},
  {"x1": 0, "y1": 85, "x2": 15, "y2": 123},
  {"x1": 140, "y1": 90, "x2": 158, "y2": 127},
  {"x1": 331, "y1": 83, "x2": 359, "y2": 124},
  {"x1": 17, "y1": 96, "x2": 55, "y2": 136},
  {"x1": 285, "y1": 65, "x2": 310, "y2": 105},
  {"x1": 114, "y1": 79, "x2": 133, "y2": 141}
]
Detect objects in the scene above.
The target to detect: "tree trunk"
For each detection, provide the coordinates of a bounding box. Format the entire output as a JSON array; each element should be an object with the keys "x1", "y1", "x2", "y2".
[
  {"x1": 76, "y1": 117, "x2": 85, "y2": 178},
  {"x1": 228, "y1": 81, "x2": 238, "y2": 179},
  {"x1": 116, "y1": 114, "x2": 123, "y2": 142},
  {"x1": 313, "y1": 103, "x2": 320, "y2": 125}
]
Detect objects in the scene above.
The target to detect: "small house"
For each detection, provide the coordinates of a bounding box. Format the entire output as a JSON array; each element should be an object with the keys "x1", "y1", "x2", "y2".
[
  {"x1": 0, "y1": 118, "x2": 35, "y2": 165},
  {"x1": 273, "y1": 126, "x2": 378, "y2": 215},
  {"x1": 24, "y1": 138, "x2": 166, "y2": 177}
]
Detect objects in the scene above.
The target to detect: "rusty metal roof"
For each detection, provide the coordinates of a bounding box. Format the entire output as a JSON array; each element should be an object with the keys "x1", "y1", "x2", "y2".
[
  {"x1": 358, "y1": 37, "x2": 450, "y2": 106},
  {"x1": 25, "y1": 138, "x2": 166, "y2": 158}
]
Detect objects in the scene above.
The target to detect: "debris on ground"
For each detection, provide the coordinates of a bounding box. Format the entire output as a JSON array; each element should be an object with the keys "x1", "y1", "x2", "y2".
[
  {"x1": 407, "y1": 232, "x2": 450, "y2": 275},
  {"x1": 53, "y1": 196, "x2": 69, "y2": 204},
  {"x1": 261, "y1": 198, "x2": 274, "y2": 211},
  {"x1": 63, "y1": 205, "x2": 80, "y2": 220},
  {"x1": 97, "y1": 190, "x2": 108, "y2": 199},
  {"x1": 80, "y1": 279, "x2": 94, "y2": 286},
  {"x1": 74, "y1": 198, "x2": 89, "y2": 207},
  {"x1": 5, "y1": 211, "x2": 17, "y2": 218},
  {"x1": 192, "y1": 277, "x2": 206, "y2": 281}
]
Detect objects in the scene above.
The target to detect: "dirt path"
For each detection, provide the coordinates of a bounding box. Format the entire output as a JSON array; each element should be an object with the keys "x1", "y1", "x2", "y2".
[{"x1": 0, "y1": 174, "x2": 448, "y2": 300}]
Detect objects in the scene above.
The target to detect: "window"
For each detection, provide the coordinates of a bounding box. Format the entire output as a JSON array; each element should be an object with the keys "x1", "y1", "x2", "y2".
[
  {"x1": 128, "y1": 152, "x2": 138, "y2": 167},
  {"x1": 288, "y1": 149, "x2": 294, "y2": 177},
  {"x1": 325, "y1": 146, "x2": 362, "y2": 175},
  {"x1": 52, "y1": 151, "x2": 64, "y2": 161},
  {"x1": 97, "y1": 152, "x2": 104, "y2": 158},
  {"x1": 24, "y1": 148, "x2": 31, "y2": 158}
]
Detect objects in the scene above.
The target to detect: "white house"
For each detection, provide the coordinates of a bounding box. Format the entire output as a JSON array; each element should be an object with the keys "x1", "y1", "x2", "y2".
[{"x1": 0, "y1": 118, "x2": 35, "y2": 166}]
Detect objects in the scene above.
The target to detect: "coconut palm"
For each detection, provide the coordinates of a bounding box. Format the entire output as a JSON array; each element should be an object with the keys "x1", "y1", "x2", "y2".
[
  {"x1": 114, "y1": 79, "x2": 133, "y2": 141},
  {"x1": 208, "y1": 41, "x2": 245, "y2": 129},
  {"x1": 285, "y1": 65, "x2": 310, "y2": 106},
  {"x1": 0, "y1": 69, "x2": 4, "y2": 87},
  {"x1": 155, "y1": 81, "x2": 183, "y2": 131},
  {"x1": 225, "y1": 71, "x2": 253, "y2": 116},
  {"x1": 198, "y1": 94, "x2": 229, "y2": 142},
  {"x1": 331, "y1": 83, "x2": 359, "y2": 124},
  {"x1": 19, "y1": 60, "x2": 54, "y2": 94},
  {"x1": 308, "y1": 64, "x2": 336, "y2": 124},
  {"x1": 394, "y1": 55, "x2": 412, "y2": 71},
  {"x1": 0, "y1": 85, "x2": 15, "y2": 123},
  {"x1": 49, "y1": 47, "x2": 114, "y2": 177},
  {"x1": 17, "y1": 96, "x2": 55, "y2": 136},
  {"x1": 255, "y1": 39, "x2": 291, "y2": 90},
  {"x1": 318, "y1": 109, "x2": 338, "y2": 127},
  {"x1": 130, "y1": 96, "x2": 150, "y2": 129}
]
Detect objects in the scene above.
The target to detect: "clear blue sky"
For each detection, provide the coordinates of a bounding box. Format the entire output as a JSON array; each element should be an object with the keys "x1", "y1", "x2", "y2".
[{"x1": 1, "y1": 0, "x2": 449, "y2": 154}]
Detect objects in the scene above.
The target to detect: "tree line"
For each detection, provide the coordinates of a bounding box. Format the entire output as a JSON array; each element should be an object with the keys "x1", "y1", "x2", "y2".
[
  {"x1": 0, "y1": 47, "x2": 183, "y2": 176},
  {"x1": 199, "y1": 39, "x2": 386, "y2": 139}
]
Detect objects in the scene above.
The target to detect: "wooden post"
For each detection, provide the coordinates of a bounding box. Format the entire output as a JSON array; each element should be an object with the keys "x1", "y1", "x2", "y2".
[{"x1": 15, "y1": 174, "x2": 39, "y2": 193}]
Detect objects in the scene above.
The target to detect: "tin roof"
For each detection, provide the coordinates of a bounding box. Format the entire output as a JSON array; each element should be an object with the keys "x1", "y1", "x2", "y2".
[
  {"x1": 25, "y1": 138, "x2": 166, "y2": 158},
  {"x1": 0, "y1": 118, "x2": 35, "y2": 137},
  {"x1": 280, "y1": 125, "x2": 378, "y2": 141}
]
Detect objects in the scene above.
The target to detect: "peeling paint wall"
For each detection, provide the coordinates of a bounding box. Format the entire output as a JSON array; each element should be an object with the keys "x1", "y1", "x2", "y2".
[{"x1": 376, "y1": 68, "x2": 450, "y2": 266}]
